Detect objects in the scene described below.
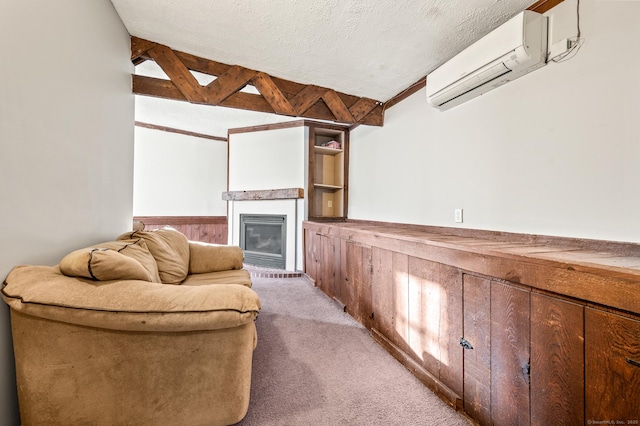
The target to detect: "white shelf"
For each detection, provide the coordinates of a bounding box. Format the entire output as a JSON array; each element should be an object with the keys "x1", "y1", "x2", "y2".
[
  {"x1": 314, "y1": 183, "x2": 342, "y2": 190},
  {"x1": 314, "y1": 146, "x2": 343, "y2": 156}
]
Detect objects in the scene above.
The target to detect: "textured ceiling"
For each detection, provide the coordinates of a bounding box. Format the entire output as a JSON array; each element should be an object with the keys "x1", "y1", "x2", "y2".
[{"x1": 110, "y1": 0, "x2": 534, "y2": 103}]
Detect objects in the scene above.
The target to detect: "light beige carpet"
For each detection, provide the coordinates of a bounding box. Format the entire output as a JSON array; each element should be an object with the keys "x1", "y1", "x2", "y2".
[{"x1": 236, "y1": 275, "x2": 472, "y2": 426}]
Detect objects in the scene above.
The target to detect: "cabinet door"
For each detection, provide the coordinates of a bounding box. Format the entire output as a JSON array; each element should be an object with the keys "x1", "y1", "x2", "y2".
[
  {"x1": 462, "y1": 275, "x2": 531, "y2": 426},
  {"x1": 531, "y1": 293, "x2": 584, "y2": 425},
  {"x1": 371, "y1": 248, "x2": 410, "y2": 354},
  {"x1": 339, "y1": 240, "x2": 359, "y2": 317},
  {"x1": 439, "y1": 263, "x2": 464, "y2": 397},
  {"x1": 585, "y1": 308, "x2": 640, "y2": 421},
  {"x1": 463, "y1": 275, "x2": 492, "y2": 425},
  {"x1": 304, "y1": 229, "x2": 320, "y2": 281},
  {"x1": 360, "y1": 245, "x2": 373, "y2": 330},
  {"x1": 317, "y1": 235, "x2": 338, "y2": 298},
  {"x1": 341, "y1": 241, "x2": 372, "y2": 328},
  {"x1": 409, "y1": 257, "x2": 463, "y2": 397},
  {"x1": 490, "y1": 281, "x2": 531, "y2": 426}
]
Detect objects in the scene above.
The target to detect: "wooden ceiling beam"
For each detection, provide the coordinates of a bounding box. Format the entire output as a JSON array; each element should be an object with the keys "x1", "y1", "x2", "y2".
[
  {"x1": 322, "y1": 90, "x2": 355, "y2": 123},
  {"x1": 252, "y1": 72, "x2": 298, "y2": 116},
  {"x1": 147, "y1": 44, "x2": 206, "y2": 103},
  {"x1": 174, "y1": 51, "x2": 232, "y2": 76},
  {"x1": 131, "y1": 38, "x2": 156, "y2": 63},
  {"x1": 130, "y1": 36, "x2": 384, "y2": 126},
  {"x1": 289, "y1": 85, "x2": 326, "y2": 114},
  {"x1": 133, "y1": 75, "x2": 186, "y2": 101},
  {"x1": 204, "y1": 65, "x2": 256, "y2": 104},
  {"x1": 133, "y1": 74, "x2": 363, "y2": 122},
  {"x1": 350, "y1": 98, "x2": 380, "y2": 122},
  {"x1": 528, "y1": 0, "x2": 564, "y2": 14},
  {"x1": 133, "y1": 74, "x2": 275, "y2": 113}
]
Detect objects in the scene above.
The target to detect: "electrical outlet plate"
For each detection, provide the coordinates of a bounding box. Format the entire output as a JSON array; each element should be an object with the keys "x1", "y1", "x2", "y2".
[{"x1": 454, "y1": 209, "x2": 463, "y2": 223}]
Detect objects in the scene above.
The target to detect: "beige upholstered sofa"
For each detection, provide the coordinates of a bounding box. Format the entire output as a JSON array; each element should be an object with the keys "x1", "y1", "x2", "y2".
[{"x1": 2, "y1": 227, "x2": 261, "y2": 426}]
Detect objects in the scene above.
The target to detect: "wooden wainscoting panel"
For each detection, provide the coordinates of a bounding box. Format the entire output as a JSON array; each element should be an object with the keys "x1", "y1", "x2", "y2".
[{"x1": 134, "y1": 216, "x2": 228, "y2": 244}]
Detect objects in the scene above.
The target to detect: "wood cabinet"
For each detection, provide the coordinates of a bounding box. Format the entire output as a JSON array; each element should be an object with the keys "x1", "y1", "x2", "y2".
[
  {"x1": 462, "y1": 277, "x2": 588, "y2": 426},
  {"x1": 339, "y1": 240, "x2": 372, "y2": 328},
  {"x1": 308, "y1": 236, "x2": 465, "y2": 406},
  {"x1": 462, "y1": 275, "x2": 531, "y2": 425},
  {"x1": 371, "y1": 249, "x2": 411, "y2": 354},
  {"x1": 491, "y1": 280, "x2": 531, "y2": 425},
  {"x1": 304, "y1": 228, "x2": 340, "y2": 297},
  {"x1": 531, "y1": 293, "x2": 585, "y2": 425},
  {"x1": 585, "y1": 308, "x2": 640, "y2": 422},
  {"x1": 304, "y1": 228, "x2": 372, "y2": 326},
  {"x1": 462, "y1": 275, "x2": 492, "y2": 424},
  {"x1": 407, "y1": 256, "x2": 463, "y2": 399},
  {"x1": 307, "y1": 126, "x2": 348, "y2": 219},
  {"x1": 302, "y1": 220, "x2": 640, "y2": 425},
  {"x1": 304, "y1": 228, "x2": 319, "y2": 283}
]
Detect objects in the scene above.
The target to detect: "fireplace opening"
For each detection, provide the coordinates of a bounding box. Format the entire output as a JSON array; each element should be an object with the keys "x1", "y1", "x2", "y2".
[{"x1": 240, "y1": 214, "x2": 286, "y2": 269}]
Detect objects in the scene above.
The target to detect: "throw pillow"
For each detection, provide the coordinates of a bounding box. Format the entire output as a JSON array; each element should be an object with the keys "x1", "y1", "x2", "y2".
[
  {"x1": 60, "y1": 239, "x2": 161, "y2": 282},
  {"x1": 188, "y1": 242, "x2": 244, "y2": 274},
  {"x1": 118, "y1": 227, "x2": 190, "y2": 284}
]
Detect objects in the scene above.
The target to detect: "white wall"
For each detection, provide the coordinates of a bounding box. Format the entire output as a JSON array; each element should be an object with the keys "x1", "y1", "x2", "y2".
[
  {"x1": 349, "y1": 0, "x2": 640, "y2": 243},
  {"x1": 227, "y1": 125, "x2": 307, "y2": 270},
  {"x1": 133, "y1": 127, "x2": 228, "y2": 216},
  {"x1": 228, "y1": 126, "x2": 306, "y2": 191},
  {"x1": 0, "y1": 1, "x2": 133, "y2": 423}
]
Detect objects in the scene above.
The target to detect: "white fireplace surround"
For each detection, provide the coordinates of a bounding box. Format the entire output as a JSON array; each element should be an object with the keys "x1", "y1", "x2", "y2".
[
  {"x1": 228, "y1": 199, "x2": 304, "y2": 271},
  {"x1": 226, "y1": 125, "x2": 308, "y2": 271}
]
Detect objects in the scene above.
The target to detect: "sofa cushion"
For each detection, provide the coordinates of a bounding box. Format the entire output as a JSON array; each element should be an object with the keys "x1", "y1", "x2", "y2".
[
  {"x1": 60, "y1": 239, "x2": 161, "y2": 282},
  {"x1": 2, "y1": 265, "x2": 261, "y2": 332},
  {"x1": 182, "y1": 269, "x2": 252, "y2": 288},
  {"x1": 119, "y1": 227, "x2": 190, "y2": 284},
  {"x1": 188, "y1": 242, "x2": 244, "y2": 274}
]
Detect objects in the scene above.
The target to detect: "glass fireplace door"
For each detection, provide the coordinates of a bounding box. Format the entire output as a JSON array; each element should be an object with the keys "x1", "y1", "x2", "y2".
[{"x1": 240, "y1": 214, "x2": 286, "y2": 269}]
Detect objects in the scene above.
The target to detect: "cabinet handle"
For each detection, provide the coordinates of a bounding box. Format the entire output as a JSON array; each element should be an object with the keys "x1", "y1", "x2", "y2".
[
  {"x1": 459, "y1": 337, "x2": 473, "y2": 350},
  {"x1": 627, "y1": 358, "x2": 640, "y2": 368}
]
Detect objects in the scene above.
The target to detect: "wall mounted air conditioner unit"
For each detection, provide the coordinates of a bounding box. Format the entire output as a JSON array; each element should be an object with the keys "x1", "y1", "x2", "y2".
[{"x1": 426, "y1": 10, "x2": 548, "y2": 111}]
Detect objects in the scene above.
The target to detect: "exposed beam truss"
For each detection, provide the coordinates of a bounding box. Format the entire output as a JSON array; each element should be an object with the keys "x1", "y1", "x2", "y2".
[{"x1": 131, "y1": 37, "x2": 384, "y2": 126}]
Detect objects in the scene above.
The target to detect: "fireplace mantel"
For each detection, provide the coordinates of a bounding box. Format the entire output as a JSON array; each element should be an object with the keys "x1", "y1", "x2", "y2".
[{"x1": 222, "y1": 188, "x2": 304, "y2": 201}]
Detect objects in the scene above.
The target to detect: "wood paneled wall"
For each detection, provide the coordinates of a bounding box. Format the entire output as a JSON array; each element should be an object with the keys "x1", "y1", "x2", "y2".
[{"x1": 134, "y1": 216, "x2": 228, "y2": 244}]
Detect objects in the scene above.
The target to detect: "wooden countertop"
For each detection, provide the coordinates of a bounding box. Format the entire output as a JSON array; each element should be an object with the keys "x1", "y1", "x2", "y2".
[{"x1": 303, "y1": 220, "x2": 640, "y2": 316}]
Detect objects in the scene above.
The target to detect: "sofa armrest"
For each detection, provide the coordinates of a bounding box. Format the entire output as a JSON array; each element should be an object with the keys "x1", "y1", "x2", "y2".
[
  {"x1": 189, "y1": 242, "x2": 244, "y2": 274},
  {"x1": 2, "y1": 265, "x2": 260, "y2": 333}
]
